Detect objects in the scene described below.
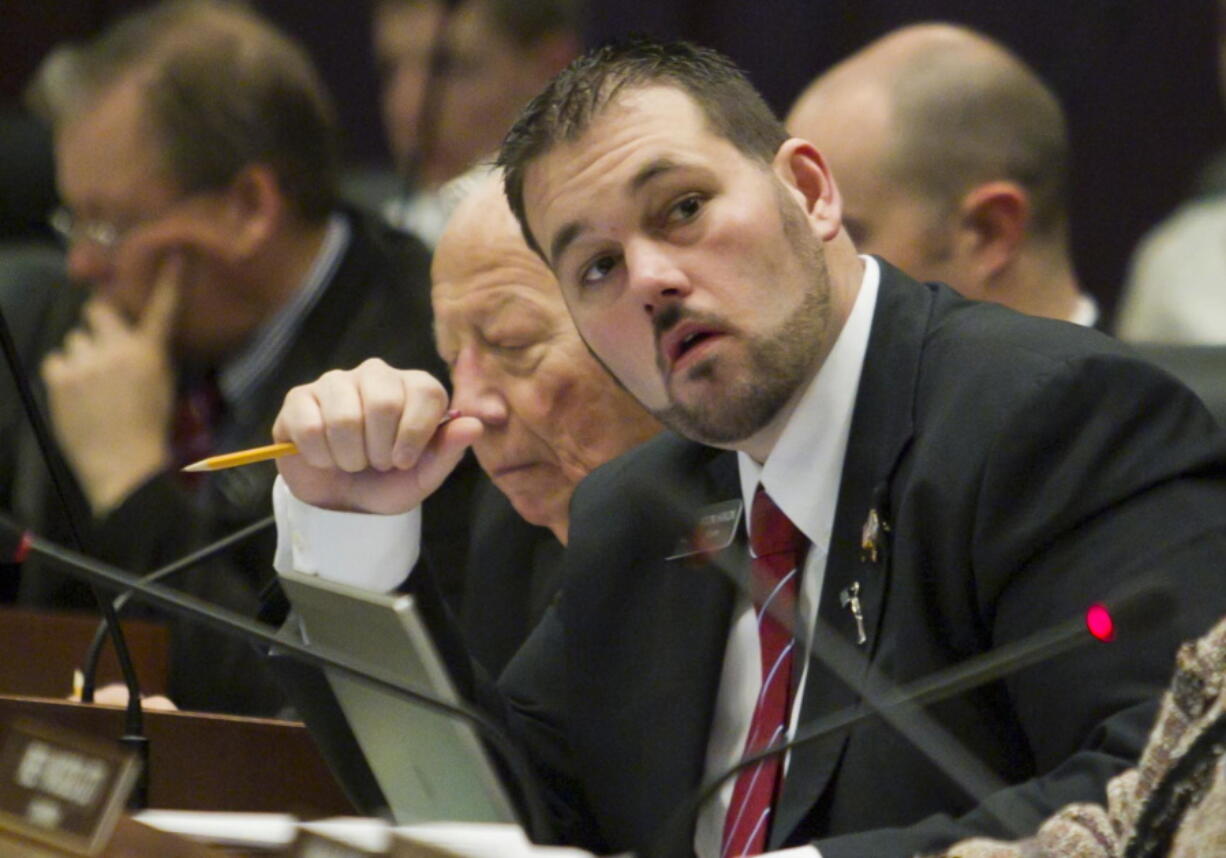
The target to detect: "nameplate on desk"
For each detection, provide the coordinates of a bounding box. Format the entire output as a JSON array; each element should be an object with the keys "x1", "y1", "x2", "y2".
[{"x1": 0, "y1": 718, "x2": 138, "y2": 856}]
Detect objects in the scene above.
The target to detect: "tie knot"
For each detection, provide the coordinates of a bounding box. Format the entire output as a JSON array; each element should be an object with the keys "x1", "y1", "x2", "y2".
[
  {"x1": 750, "y1": 487, "x2": 806, "y2": 558},
  {"x1": 172, "y1": 369, "x2": 225, "y2": 474}
]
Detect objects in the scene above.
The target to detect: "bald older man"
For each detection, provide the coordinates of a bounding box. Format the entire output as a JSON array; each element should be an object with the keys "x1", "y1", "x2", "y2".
[
  {"x1": 277, "y1": 171, "x2": 659, "y2": 674},
  {"x1": 787, "y1": 23, "x2": 1096, "y2": 325},
  {"x1": 433, "y1": 172, "x2": 660, "y2": 670}
]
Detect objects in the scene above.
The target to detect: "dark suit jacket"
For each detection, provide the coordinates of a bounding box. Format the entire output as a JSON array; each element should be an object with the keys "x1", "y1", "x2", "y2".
[
  {"x1": 439, "y1": 262, "x2": 1226, "y2": 857},
  {"x1": 0, "y1": 207, "x2": 476, "y2": 714},
  {"x1": 459, "y1": 480, "x2": 565, "y2": 677}
]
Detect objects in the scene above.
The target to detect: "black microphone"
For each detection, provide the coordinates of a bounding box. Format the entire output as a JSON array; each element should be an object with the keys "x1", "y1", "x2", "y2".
[
  {"x1": 78, "y1": 515, "x2": 275, "y2": 703},
  {"x1": 0, "y1": 514, "x2": 31, "y2": 564},
  {"x1": 646, "y1": 581, "x2": 1173, "y2": 858},
  {"x1": 0, "y1": 512, "x2": 552, "y2": 843},
  {"x1": 0, "y1": 297, "x2": 149, "y2": 806},
  {"x1": 643, "y1": 477, "x2": 1019, "y2": 818}
]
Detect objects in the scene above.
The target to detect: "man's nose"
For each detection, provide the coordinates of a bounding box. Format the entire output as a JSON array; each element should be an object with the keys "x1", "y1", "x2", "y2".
[
  {"x1": 625, "y1": 239, "x2": 691, "y2": 315},
  {"x1": 448, "y1": 347, "x2": 509, "y2": 426},
  {"x1": 65, "y1": 241, "x2": 110, "y2": 285}
]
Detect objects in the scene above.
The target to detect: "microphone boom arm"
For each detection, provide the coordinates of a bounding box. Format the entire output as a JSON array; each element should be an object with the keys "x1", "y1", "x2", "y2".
[{"x1": 13, "y1": 522, "x2": 552, "y2": 842}]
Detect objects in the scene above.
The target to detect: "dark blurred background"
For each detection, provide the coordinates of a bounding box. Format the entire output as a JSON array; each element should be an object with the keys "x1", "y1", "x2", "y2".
[{"x1": 5, "y1": 0, "x2": 1224, "y2": 325}]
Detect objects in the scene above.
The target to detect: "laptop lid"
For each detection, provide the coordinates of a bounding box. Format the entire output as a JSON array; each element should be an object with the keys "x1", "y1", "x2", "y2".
[{"x1": 277, "y1": 568, "x2": 517, "y2": 827}]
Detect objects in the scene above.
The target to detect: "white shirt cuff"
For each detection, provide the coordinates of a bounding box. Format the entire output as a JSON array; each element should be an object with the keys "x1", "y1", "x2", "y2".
[{"x1": 272, "y1": 475, "x2": 421, "y2": 592}]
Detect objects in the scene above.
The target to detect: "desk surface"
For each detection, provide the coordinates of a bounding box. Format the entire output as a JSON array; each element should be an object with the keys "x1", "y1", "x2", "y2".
[{"x1": 0, "y1": 694, "x2": 354, "y2": 819}]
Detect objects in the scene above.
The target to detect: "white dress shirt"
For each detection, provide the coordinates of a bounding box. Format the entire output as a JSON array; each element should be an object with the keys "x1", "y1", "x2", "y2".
[
  {"x1": 272, "y1": 258, "x2": 881, "y2": 858},
  {"x1": 695, "y1": 258, "x2": 878, "y2": 858}
]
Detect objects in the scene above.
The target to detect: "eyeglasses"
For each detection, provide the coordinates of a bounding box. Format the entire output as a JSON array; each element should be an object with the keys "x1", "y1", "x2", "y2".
[
  {"x1": 48, "y1": 207, "x2": 130, "y2": 251},
  {"x1": 48, "y1": 193, "x2": 209, "y2": 253}
]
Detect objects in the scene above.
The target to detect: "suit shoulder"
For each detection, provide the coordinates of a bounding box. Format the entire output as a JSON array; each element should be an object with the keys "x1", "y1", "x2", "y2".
[
  {"x1": 339, "y1": 206, "x2": 433, "y2": 298},
  {"x1": 580, "y1": 432, "x2": 719, "y2": 496},
  {"x1": 916, "y1": 288, "x2": 1207, "y2": 422},
  {"x1": 568, "y1": 432, "x2": 729, "y2": 539}
]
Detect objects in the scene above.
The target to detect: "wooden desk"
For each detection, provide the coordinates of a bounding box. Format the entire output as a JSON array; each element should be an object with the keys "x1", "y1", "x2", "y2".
[
  {"x1": 0, "y1": 607, "x2": 169, "y2": 698},
  {"x1": 0, "y1": 695, "x2": 355, "y2": 819}
]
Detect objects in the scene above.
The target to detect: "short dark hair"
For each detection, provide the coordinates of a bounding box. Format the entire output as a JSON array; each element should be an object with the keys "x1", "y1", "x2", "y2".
[
  {"x1": 30, "y1": 0, "x2": 339, "y2": 221},
  {"x1": 497, "y1": 38, "x2": 788, "y2": 254}
]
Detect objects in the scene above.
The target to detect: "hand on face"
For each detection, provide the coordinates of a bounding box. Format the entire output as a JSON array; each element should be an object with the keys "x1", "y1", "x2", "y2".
[
  {"x1": 272, "y1": 358, "x2": 482, "y2": 515},
  {"x1": 41, "y1": 254, "x2": 183, "y2": 516}
]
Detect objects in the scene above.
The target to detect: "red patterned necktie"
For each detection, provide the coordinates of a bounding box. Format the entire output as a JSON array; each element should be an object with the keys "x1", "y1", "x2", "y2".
[
  {"x1": 171, "y1": 371, "x2": 223, "y2": 482},
  {"x1": 721, "y1": 487, "x2": 809, "y2": 857}
]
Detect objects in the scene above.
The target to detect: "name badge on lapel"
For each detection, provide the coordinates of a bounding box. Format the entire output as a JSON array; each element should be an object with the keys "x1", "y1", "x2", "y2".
[{"x1": 666, "y1": 499, "x2": 743, "y2": 561}]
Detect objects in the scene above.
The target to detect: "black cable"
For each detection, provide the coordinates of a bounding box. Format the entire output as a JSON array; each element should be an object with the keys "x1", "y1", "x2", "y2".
[
  {"x1": 636, "y1": 476, "x2": 1169, "y2": 858},
  {"x1": 0, "y1": 300, "x2": 149, "y2": 807},
  {"x1": 8, "y1": 519, "x2": 551, "y2": 843},
  {"x1": 645, "y1": 559, "x2": 1169, "y2": 858},
  {"x1": 79, "y1": 515, "x2": 275, "y2": 701}
]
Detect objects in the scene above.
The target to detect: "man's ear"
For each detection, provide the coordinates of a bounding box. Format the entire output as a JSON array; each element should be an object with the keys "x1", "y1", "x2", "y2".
[
  {"x1": 772, "y1": 138, "x2": 842, "y2": 241},
  {"x1": 219, "y1": 164, "x2": 283, "y2": 260},
  {"x1": 954, "y1": 181, "x2": 1028, "y2": 281}
]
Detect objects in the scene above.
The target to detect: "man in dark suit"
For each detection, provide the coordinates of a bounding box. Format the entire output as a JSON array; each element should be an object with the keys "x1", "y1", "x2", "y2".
[
  {"x1": 270, "y1": 39, "x2": 1226, "y2": 857},
  {"x1": 0, "y1": 0, "x2": 453, "y2": 715}
]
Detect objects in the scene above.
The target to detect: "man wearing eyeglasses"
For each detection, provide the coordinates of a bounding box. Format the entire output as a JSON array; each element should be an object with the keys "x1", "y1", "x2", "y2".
[{"x1": 0, "y1": 0, "x2": 458, "y2": 715}]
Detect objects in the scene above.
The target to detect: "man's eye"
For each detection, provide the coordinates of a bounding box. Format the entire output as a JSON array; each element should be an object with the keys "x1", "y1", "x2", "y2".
[
  {"x1": 666, "y1": 194, "x2": 704, "y2": 224},
  {"x1": 490, "y1": 340, "x2": 529, "y2": 353},
  {"x1": 580, "y1": 254, "x2": 619, "y2": 286}
]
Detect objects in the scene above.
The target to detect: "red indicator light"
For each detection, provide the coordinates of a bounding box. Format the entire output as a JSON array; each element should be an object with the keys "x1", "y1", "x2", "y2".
[{"x1": 1086, "y1": 604, "x2": 1115, "y2": 642}]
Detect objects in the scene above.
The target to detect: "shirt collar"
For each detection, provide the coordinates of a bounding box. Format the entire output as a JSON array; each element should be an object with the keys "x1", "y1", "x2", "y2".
[
  {"x1": 219, "y1": 212, "x2": 350, "y2": 405},
  {"x1": 1070, "y1": 293, "x2": 1100, "y2": 328},
  {"x1": 737, "y1": 256, "x2": 880, "y2": 552}
]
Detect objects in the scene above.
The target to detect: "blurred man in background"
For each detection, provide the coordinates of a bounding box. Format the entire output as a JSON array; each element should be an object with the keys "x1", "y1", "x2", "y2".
[
  {"x1": 3, "y1": 0, "x2": 449, "y2": 714},
  {"x1": 369, "y1": 0, "x2": 582, "y2": 245},
  {"x1": 788, "y1": 23, "x2": 1096, "y2": 325}
]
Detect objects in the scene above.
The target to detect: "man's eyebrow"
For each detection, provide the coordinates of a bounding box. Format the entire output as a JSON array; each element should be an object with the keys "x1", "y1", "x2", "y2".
[
  {"x1": 550, "y1": 220, "x2": 584, "y2": 268},
  {"x1": 547, "y1": 158, "x2": 686, "y2": 266},
  {"x1": 630, "y1": 157, "x2": 681, "y2": 193}
]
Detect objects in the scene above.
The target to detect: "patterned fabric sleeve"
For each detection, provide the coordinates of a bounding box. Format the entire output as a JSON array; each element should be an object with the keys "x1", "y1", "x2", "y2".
[{"x1": 929, "y1": 615, "x2": 1226, "y2": 858}]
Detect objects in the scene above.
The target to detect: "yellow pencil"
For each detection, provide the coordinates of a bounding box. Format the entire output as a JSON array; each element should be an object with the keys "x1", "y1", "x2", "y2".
[
  {"x1": 181, "y1": 410, "x2": 462, "y2": 473},
  {"x1": 182, "y1": 441, "x2": 298, "y2": 472}
]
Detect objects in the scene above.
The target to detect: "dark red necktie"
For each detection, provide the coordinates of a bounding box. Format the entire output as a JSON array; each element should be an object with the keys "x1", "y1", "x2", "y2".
[
  {"x1": 721, "y1": 487, "x2": 809, "y2": 857},
  {"x1": 171, "y1": 371, "x2": 223, "y2": 481}
]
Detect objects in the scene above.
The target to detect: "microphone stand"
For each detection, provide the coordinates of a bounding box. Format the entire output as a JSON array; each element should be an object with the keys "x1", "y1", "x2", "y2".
[
  {"x1": 79, "y1": 515, "x2": 275, "y2": 702},
  {"x1": 8, "y1": 518, "x2": 551, "y2": 844},
  {"x1": 646, "y1": 589, "x2": 1160, "y2": 858},
  {"x1": 642, "y1": 488, "x2": 1170, "y2": 858},
  {"x1": 0, "y1": 301, "x2": 149, "y2": 808}
]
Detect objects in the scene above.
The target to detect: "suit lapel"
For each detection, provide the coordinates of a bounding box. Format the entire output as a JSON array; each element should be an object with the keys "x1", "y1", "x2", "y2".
[
  {"x1": 771, "y1": 260, "x2": 933, "y2": 847},
  {"x1": 572, "y1": 440, "x2": 743, "y2": 851}
]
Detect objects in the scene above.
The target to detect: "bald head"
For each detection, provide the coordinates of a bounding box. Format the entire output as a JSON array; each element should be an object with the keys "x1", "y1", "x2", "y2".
[{"x1": 787, "y1": 24, "x2": 1079, "y2": 315}]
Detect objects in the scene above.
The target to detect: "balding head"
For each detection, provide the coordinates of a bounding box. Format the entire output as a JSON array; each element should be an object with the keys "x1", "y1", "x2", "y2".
[{"x1": 788, "y1": 24, "x2": 1081, "y2": 317}]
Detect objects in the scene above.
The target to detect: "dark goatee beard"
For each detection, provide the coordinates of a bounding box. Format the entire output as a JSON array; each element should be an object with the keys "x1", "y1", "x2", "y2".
[{"x1": 650, "y1": 284, "x2": 829, "y2": 444}]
